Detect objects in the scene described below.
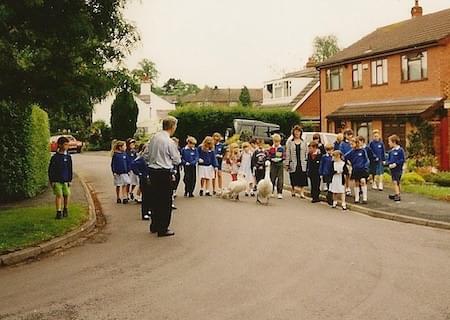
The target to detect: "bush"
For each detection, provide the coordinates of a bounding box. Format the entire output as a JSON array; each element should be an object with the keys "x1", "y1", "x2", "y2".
[
  {"x1": 0, "y1": 102, "x2": 50, "y2": 202},
  {"x1": 401, "y1": 172, "x2": 426, "y2": 185},
  {"x1": 170, "y1": 106, "x2": 301, "y2": 144},
  {"x1": 87, "y1": 120, "x2": 113, "y2": 151},
  {"x1": 383, "y1": 172, "x2": 392, "y2": 183},
  {"x1": 433, "y1": 172, "x2": 450, "y2": 187}
]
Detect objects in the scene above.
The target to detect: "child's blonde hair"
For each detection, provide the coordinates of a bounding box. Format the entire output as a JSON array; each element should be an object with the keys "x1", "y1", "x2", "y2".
[
  {"x1": 325, "y1": 143, "x2": 334, "y2": 152},
  {"x1": 186, "y1": 136, "x2": 197, "y2": 145},
  {"x1": 332, "y1": 150, "x2": 343, "y2": 160},
  {"x1": 242, "y1": 142, "x2": 251, "y2": 149},
  {"x1": 201, "y1": 136, "x2": 214, "y2": 151},
  {"x1": 336, "y1": 133, "x2": 344, "y2": 143},
  {"x1": 111, "y1": 140, "x2": 125, "y2": 155},
  {"x1": 272, "y1": 134, "x2": 281, "y2": 143}
]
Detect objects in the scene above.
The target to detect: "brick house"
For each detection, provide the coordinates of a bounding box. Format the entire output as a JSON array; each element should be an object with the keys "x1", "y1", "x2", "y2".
[
  {"x1": 262, "y1": 58, "x2": 321, "y2": 130},
  {"x1": 181, "y1": 86, "x2": 263, "y2": 107},
  {"x1": 317, "y1": 2, "x2": 450, "y2": 170}
]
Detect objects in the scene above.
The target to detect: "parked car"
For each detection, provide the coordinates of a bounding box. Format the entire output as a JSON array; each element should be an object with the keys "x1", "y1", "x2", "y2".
[
  {"x1": 299, "y1": 132, "x2": 338, "y2": 146},
  {"x1": 50, "y1": 135, "x2": 84, "y2": 153},
  {"x1": 225, "y1": 119, "x2": 285, "y2": 145}
]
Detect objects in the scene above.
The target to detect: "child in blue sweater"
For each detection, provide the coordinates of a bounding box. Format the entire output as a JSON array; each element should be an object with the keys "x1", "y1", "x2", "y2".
[
  {"x1": 369, "y1": 129, "x2": 386, "y2": 191},
  {"x1": 339, "y1": 128, "x2": 354, "y2": 195},
  {"x1": 319, "y1": 144, "x2": 334, "y2": 206},
  {"x1": 181, "y1": 136, "x2": 199, "y2": 197},
  {"x1": 111, "y1": 140, "x2": 130, "y2": 204},
  {"x1": 48, "y1": 136, "x2": 73, "y2": 219},
  {"x1": 387, "y1": 134, "x2": 405, "y2": 202},
  {"x1": 198, "y1": 136, "x2": 218, "y2": 196},
  {"x1": 345, "y1": 137, "x2": 370, "y2": 204}
]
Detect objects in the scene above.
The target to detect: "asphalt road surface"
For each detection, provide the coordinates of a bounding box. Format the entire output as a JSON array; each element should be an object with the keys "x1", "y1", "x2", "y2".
[{"x1": 1, "y1": 153, "x2": 449, "y2": 320}]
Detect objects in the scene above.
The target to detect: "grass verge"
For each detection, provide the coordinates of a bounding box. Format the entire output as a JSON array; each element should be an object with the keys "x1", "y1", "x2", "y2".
[
  {"x1": 0, "y1": 203, "x2": 88, "y2": 254},
  {"x1": 402, "y1": 184, "x2": 450, "y2": 202}
]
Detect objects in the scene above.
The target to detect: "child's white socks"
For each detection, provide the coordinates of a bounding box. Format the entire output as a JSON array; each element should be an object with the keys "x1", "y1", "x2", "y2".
[{"x1": 354, "y1": 186, "x2": 360, "y2": 202}]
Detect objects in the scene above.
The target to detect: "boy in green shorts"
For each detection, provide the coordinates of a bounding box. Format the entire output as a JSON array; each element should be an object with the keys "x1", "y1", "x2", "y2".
[{"x1": 48, "y1": 136, "x2": 73, "y2": 219}]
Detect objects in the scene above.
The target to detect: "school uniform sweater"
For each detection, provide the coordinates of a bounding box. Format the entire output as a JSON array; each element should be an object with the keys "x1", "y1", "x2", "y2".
[
  {"x1": 387, "y1": 146, "x2": 405, "y2": 172},
  {"x1": 48, "y1": 152, "x2": 73, "y2": 183},
  {"x1": 319, "y1": 154, "x2": 333, "y2": 179},
  {"x1": 339, "y1": 140, "x2": 352, "y2": 157},
  {"x1": 369, "y1": 140, "x2": 386, "y2": 162},
  {"x1": 198, "y1": 147, "x2": 218, "y2": 167},
  {"x1": 345, "y1": 148, "x2": 369, "y2": 172},
  {"x1": 181, "y1": 146, "x2": 199, "y2": 166},
  {"x1": 111, "y1": 152, "x2": 129, "y2": 174}
]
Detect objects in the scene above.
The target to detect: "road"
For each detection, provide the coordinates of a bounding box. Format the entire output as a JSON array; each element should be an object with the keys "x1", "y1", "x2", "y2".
[{"x1": 0, "y1": 153, "x2": 449, "y2": 320}]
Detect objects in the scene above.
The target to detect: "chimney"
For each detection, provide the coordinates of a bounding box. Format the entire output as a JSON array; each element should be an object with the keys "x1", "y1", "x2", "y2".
[
  {"x1": 305, "y1": 56, "x2": 317, "y2": 68},
  {"x1": 140, "y1": 75, "x2": 152, "y2": 96},
  {"x1": 411, "y1": 0, "x2": 423, "y2": 18}
]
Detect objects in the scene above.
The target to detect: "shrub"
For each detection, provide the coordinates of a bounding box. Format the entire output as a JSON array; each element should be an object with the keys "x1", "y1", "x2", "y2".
[
  {"x1": 0, "y1": 102, "x2": 50, "y2": 201},
  {"x1": 401, "y1": 172, "x2": 426, "y2": 185},
  {"x1": 433, "y1": 172, "x2": 450, "y2": 187},
  {"x1": 170, "y1": 106, "x2": 301, "y2": 144},
  {"x1": 383, "y1": 172, "x2": 392, "y2": 183},
  {"x1": 87, "y1": 120, "x2": 112, "y2": 151}
]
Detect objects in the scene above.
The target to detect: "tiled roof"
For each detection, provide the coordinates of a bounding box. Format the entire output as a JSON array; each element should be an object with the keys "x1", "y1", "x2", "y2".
[
  {"x1": 318, "y1": 8, "x2": 450, "y2": 68},
  {"x1": 181, "y1": 87, "x2": 263, "y2": 104},
  {"x1": 327, "y1": 96, "x2": 444, "y2": 118},
  {"x1": 290, "y1": 79, "x2": 319, "y2": 108}
]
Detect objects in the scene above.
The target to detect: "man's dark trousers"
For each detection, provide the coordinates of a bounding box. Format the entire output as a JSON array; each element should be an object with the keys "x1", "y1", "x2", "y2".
[
  {"x1": 183, "y1": 165, "x2": 196, "y2": 195},
  {"x1": 149, "y1": 168, "x2": 173, "y2": 233}
]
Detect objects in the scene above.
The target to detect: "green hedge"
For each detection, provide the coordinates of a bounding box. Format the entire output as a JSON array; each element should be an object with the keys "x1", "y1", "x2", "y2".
[
  {"x1": 0, "y1": 102, "x2": 50, "y2": 202},
  {"x1": 433, "y1": 172, "x2": 450, "y2": 187},
  {"x1": 170, "y1": 106, "x2": 301, "y2": 143}
]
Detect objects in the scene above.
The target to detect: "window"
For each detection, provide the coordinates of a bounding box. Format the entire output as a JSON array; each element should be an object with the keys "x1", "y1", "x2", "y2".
[
  {"x1": 255, "y1": 126, "x2": 268, "y2": 137},
  {"x1": 284, "y1": 81, "x2": 292, "y2": 97},
  {"x1": 326, "y1": 67, "x2": 343, "y2": 91},
  {"x1": 352, "y1": 121, "x2": 372, "y2": 143},
  {"x1": 402, "y1": 51, "x2": 427, "y2": 81},
  {"x1": 371, "y1": 59, "x2": 388, "y2": 85},
  {"x1": 274, "y1": 82, "x2": 283, "y2": 98},
  {"x1": 352, "y1": 64, "x2": 363, "y2": 88},
  {"x1": 266, "y1": 83, "x2": 273, "y2": 99}
]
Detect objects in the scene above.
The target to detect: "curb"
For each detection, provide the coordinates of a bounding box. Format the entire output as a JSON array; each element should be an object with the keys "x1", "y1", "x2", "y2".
[
  {"x1": 283, "y1": 185, "x2": 450, "y2": 231},
  {"x1": 0, "y1": 174, "x2": 98, "y2": 267}
]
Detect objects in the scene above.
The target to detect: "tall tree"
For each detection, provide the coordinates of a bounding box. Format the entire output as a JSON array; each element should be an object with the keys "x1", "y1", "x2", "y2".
[
  {"x1": 312, "y1": 35, "x2": 340, "y2": 63},
  {"x1": 239, "y1": 86, "x2": 251, "y2": 107},
  {"x1": 132, "y1": 59, "x2": 159, "y2": 82},
  {"x1": 0, "y1": 0, "x2": 138, "y2": 117}
]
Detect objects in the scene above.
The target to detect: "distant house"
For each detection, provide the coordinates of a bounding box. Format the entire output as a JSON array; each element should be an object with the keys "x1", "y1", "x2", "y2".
[
  {"x1": 180, "y1": 86, "x2": 263, "y2": 107},
  {"x1": 317, "y1": 2, "x2": 450, "y2": 170},
  {"x1": 262, "y1": 57, "x2": 320, "y2": 130},
  {"x1": 92, "y1": 80, "x2": 176, "y2": 135}
]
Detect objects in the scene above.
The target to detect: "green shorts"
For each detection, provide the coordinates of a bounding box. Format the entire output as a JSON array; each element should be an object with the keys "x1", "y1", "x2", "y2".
[{"x1": 53, "y1": 182, "x2": 71, "y2": 197}]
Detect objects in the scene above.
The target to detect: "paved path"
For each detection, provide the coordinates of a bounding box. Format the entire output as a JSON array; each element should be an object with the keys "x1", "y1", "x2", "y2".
[{"x1": 0, "y1": 153, "x2": 449, "y2": 320}]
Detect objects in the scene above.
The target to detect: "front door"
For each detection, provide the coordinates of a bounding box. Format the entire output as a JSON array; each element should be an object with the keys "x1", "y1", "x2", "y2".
[{"x1": 383, "y1": 120, "x2": 406, "y2": 147}]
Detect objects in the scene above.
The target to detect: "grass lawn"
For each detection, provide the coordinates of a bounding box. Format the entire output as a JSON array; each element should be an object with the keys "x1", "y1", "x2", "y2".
[
  {"x1": 402, "y1": 184, "x2": 450, "y2": 202},
  {"x1": 0, "y1": 203, "x2": 89, "y2": 254}
]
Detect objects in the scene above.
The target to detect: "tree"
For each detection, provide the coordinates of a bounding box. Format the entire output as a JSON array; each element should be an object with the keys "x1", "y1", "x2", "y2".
[
  {"x1": 132, "y1": 59, "x2": 159, "y2": 82},
  {"x1": 239, "y1": 86, "x2": 251, "y2": 107},
  {"x1": 111, "y1": 91, "x2": 139, "y2": 140},
  {"x1": 312, "y1": 35, "x2": 340, "y2": 63},
  {"x1": 0, "y1": 1, "x2": 138, "y2": 114},
  {"x1": 160, "y1": 78, "x2": 200, "y2": 96}
]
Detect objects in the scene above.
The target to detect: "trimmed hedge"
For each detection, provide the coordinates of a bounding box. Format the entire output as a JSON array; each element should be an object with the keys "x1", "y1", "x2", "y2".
[
  {"x1": 0, "y1": 102, "x2": 50, "y2": 202},
  {"x1": 433, "y1": 172, "x2": 450, "y2": 187},
  {"x1": 170, "y1": 106, "x2": 301, "y2": 143}
]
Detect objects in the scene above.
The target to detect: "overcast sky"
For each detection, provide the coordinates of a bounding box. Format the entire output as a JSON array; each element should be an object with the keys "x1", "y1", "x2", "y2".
[{"x1": 123, "y1": 0, "x2": 450, "y2": 88}]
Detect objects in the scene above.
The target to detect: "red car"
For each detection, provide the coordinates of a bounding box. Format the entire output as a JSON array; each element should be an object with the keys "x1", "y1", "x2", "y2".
[{"x1": 50, "y1": 135, "x2": 83, "y2": 153}]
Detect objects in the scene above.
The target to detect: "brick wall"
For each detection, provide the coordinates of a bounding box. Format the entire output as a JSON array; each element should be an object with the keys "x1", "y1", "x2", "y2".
[
  {"x1": 320, "y1": 44, "x2": 448, "y2": 131},
  {"x1": 296, "y1": 87, "x2": 320, "y2": 119}
]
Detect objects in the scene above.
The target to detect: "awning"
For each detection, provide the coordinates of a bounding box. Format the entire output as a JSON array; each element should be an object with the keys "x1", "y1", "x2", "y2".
[{"x1": 327, "y1": 97, "x2": 444, "y2": 119}]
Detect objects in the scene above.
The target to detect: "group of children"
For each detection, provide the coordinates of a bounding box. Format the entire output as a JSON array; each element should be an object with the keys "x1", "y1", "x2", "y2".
[{"x1": 315, "y1": 128, "x2": 405, "y2": 210}]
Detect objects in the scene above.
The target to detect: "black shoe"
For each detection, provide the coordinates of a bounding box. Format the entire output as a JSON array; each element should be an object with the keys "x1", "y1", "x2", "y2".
[
  {"x1": 62, "y1": 208, "x2": 68, "y2": 218},
  {"x1": 123, "y1": 198, "x2": 128, "y2": 204},
  {"x1": 158, "y1": 230, "x2": 175, "y2": 237},
  {"x1": 116, "y1": 198, "x2": 122, "y2": 204},
  {"x1": 142, "y1": 214, "x2": 150, "y2": 221},
  {"x1": 354, "y1": 200, "x2": 360, "y2": 204},
  {"x1": 388, "y1": 194, "x2": 396, "y2": 200},
  {"x1": 130, "y1": 193, "x2": 134, "y2": 200},
  {"x1": 149, "y1": 225, "x2": 157, "y2": 233},
  {"x1": 213, "y1": 191, "x2": 216, "y2": 196},
  {"x1": 199, "y1": 190, "x2": 204, "y2": 196},
  {"x1": 205, "y1": 191, "x2": 211, "y2": 196},
  {"x1": 55, "y1": 211, "x2": 62, "y2": 219},
  {"x1": 189, "y1": 193, "x2": 194, "y2": 198},
  {"x1": 172, "y1": 204, "x2": 177, "y2": 210},
  {"x1": 311, "y1": 199, "x2": 320, "y2": 203},
  {"x1": 394, "y1": 195, "x2": 401, "y2": 202},
  {"x1": 184, "y1": 192, "x2": 188, "y2": 197},
  {"x1": 362, "y1": 200, "x2": 368, "y2": 204}
]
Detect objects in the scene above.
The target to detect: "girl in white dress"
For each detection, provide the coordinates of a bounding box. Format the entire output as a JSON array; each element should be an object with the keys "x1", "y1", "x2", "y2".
[
  {"x1": 239, "y1": 142, "x2": 255, "y2": 196},
  {"x1": 330, "y1": 150, "x2": 349, "y2": 210}
]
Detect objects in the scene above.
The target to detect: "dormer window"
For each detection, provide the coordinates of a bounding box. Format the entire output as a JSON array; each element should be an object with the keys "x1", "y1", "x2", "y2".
[{"x1": 401, "y1": 51, "x2": 427, "y2": 81}]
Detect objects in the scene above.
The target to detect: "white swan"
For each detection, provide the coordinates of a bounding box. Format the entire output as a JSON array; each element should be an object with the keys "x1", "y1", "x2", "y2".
[
  {"x1": 221, "y1": 173, "x2": 248, "y2": 200},
  {"x1": 256, "y1": 161, "x2": 273, "y2": 205}
]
